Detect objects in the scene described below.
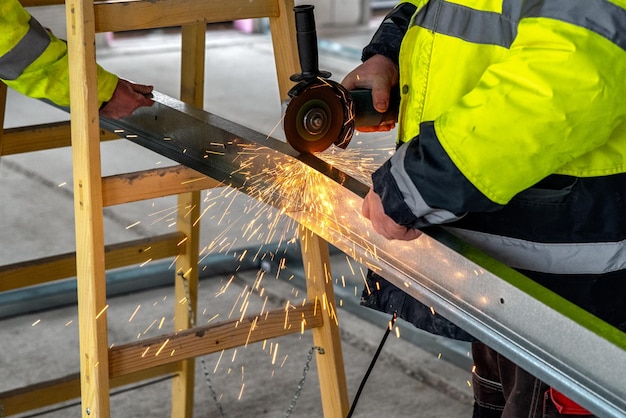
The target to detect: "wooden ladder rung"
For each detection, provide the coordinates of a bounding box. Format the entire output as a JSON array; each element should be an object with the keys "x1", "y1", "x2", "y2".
[
  {"x1": 0, "y1": 364, "x2": 180, "y2": 416},
  {"x1": 102, "y1": 165, "x2": 222, "y2": 206},
  {"x1": 0, "y1": 232, "x2": 186, "y2": 292},
  {"x1": 109, "y1": 302, "x2": 323, "y2": 377},
  {"x1": 0, "y1": 121, "x2": 118, "y2": 156}
]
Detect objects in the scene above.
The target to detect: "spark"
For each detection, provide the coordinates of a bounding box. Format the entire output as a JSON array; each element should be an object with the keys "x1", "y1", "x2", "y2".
[
  {"x1": 126, "y1": 221, "x2": 141, "y2": 230},
  {"x1": 214, "y1": 350, "x2": 225, "y2": 373},
  {"x1": 142, "y1": 347, "x2": 150, "y2": 357},
  {"x1": 128, "y1": 305, "x2": 141, "y2": 322},
  {"x1": 143, "y1": 319, "x2": 157, "y2": 335},
  {"x1": 96, "y1": 305, "x2": 109, "y2": 319},
  {"x1": 155, "y1": 339, "x2": 170, "y2": 356},
  {"x1": 272, "y1": 343, "x2": 279, "y2": 365},
  {"x1": 32, "y1": 319, "x2": 41, "y2": 327}
]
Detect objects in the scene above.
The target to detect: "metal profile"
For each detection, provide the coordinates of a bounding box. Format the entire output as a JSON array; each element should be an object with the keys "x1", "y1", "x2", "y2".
[{"x1": 102, "y1": 92, "x2": 626, "y2": 416}]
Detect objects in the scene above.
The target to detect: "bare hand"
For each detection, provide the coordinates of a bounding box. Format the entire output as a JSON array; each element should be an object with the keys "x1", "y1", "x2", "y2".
[
  {"x1": 362, "y1": 189, "x2": 422, "y2": 241},
  {"x1": 100, "y1": 79, "x2": 154, "y2": 119},
  {"x1": 341, "y1": 54, "x2": 399, "y2": 132}
]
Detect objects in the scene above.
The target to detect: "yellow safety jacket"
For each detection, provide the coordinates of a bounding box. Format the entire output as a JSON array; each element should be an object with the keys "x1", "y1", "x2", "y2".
[
  {"x1": 0, "y1": 0, "x2": 118, "y2": 107},
  {"x1": 363, "y1": 0, "x2": 626, "y2": 334}
]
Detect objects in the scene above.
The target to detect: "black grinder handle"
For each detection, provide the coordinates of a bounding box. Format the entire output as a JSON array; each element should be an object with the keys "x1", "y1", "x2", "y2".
[{"x1": 291, "y1": 5, "x2": 331, "y2": 81}]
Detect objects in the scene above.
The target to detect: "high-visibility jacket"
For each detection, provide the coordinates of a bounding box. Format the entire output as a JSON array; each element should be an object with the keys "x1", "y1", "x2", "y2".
[
  {"x1": 363, "y1": 0, "x2": 626, "y2": 334},
  {"x1": 0, "y1": 0, "x2": 118, "y2": 107}
]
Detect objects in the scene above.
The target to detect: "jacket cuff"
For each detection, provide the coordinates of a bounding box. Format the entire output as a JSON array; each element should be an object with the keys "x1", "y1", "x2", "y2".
[
  {"x1": 372, "y1": 159, "x2": 423, "y2": 228},
  {"x1": 96, "y1": 66, "x2": 119, "y2": 106}
]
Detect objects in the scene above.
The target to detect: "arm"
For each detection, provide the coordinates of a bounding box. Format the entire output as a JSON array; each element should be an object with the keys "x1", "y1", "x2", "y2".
[
  {"x1": 0, "y1": 0, "x2": 152, "y2": 118},
  {"x1": 370, "y1": 9, "x2": 626, "y2": 239}
]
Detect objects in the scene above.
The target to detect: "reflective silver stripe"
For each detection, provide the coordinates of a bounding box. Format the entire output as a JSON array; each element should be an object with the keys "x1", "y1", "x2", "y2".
[
  {"x1": 390, "y1": 141, "x2": 462, "y2": 226},
  {"x1": 413, "y1": 0, "x2": 515, "y2": 47},
  {"x1": 0, "y1": 17, "x2": 51, "y2": 80},
  {"x1": 412, "y1": 0, "x2": 626, "y2": 51},
  {"x1": 522, "y1": 0, "x2": 626, "y2": 51},
  {"x1": 445, "y1": 227, "x2": 626, "y2": 275}
]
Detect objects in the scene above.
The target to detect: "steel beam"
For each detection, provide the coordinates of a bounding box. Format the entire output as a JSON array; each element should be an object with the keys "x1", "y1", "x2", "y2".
[{"x1": 102, "y1": 92, "x2": 626, "y2": 416}]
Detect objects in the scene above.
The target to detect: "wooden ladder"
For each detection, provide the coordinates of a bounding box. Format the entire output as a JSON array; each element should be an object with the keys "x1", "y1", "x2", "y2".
[{"x1": 0, "y1": 0, "x2": 349, "y2": 416}]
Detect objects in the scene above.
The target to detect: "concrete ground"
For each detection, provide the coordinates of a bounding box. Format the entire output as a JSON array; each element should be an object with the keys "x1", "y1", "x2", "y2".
[{"x1": 0, "y1": 13, "x2": 474, "y2": 418}]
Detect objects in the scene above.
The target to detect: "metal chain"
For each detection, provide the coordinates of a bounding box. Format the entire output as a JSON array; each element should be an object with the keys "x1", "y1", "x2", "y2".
[
  {"x1": 180, "y1": 271, "x2": 324, "y2": 418},
  {"x1": 284, "y1": 346, "x2": 325, "y2": 418}
]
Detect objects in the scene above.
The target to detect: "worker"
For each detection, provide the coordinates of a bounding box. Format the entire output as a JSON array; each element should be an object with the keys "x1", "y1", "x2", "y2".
[
  {"x1": 1, "y1": 0, "x2": 153, "y2": 119},
  {"x1": 342, "y1": 1, "x2": 626, "y2": 417}
]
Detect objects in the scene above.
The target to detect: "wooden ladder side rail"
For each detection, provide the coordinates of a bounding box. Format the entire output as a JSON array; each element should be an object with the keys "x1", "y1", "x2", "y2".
[
  {"x1": 267, "y1": 2, "x2": 350, "y2": 415},
  {"x1": 170, "y1": 20, "x2": 206, "y2": 417},
  {"x1": 0, "y1": 232, "x2": 185, "y2": 292},
  {"x1": 299, "y1": 226, "x2": 350, "y2": 417},
  {"x1": 0, "y1": 302, "x2": 322, "y2": 415},
  {"x1": 64, "y1": 0, "x2": 111, "y2": 414}
]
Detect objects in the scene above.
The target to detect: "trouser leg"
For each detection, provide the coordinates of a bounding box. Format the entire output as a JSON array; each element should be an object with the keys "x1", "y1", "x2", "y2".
[{"x1": 471, "y1": 342, "x2": 595, "y2": 418}]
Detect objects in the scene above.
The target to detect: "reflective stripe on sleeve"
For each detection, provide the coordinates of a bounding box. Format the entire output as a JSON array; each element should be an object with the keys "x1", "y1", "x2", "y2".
[
  {"x1": 412, "y1": 0, "x2": 626, "y2": 51},
  {"x1": 0, "y1": 17, "x2": 50, "y2": 80}
]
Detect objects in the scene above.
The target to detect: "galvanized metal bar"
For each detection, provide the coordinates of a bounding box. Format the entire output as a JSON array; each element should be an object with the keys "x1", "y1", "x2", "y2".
[{"x1": 102, "y1": 92, "x2": 626, "y2": 417}]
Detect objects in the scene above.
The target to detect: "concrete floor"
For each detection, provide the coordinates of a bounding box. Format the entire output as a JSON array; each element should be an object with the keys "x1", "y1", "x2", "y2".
[{"x1": 0, "y1": 16, "x2": 474, "y2": 418}]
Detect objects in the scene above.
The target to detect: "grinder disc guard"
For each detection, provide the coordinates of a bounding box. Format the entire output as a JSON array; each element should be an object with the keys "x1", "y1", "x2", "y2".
[{"x1": 284, "y1": 80, "x2": 355, "y2": 154}]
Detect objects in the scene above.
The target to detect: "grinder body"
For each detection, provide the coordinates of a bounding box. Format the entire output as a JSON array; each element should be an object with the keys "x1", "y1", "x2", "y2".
[{"x1": 283, "y1": 5, "x2": 398, "y2": 154}]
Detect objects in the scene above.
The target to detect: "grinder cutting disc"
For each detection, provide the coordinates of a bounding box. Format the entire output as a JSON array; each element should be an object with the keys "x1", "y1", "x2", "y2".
[{"x1": 284, "y1": 81, "x2": 354, "y2": 154}]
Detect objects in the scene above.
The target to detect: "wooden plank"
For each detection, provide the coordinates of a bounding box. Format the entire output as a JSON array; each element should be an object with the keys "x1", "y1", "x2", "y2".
[
  {"x1": 102, "y1": 165, "x2": 222, "y2": 206},
  {"x1": 268, "y1": 0, "x2": 300, "y2": 100},
  {"x1": 0, "y1": 122, "x2": 119, "y2": 156},
  {"x1": 109, "y1": 302, "x2": 322, "y2": 377},
  {"x1": 0, "y1": 232, "x2": 185, "y2": 292},
  {"x1": 65, "y1": 0, "x2": 111, "y2": 414},
  {"x1": 93, "y1": 0, "x2": 279, "y2": 32},
  {"x1": 0, "y1": 364, "x2": 179, "y2": 415},
  {"x1": 299, "y1": 226, "x2": 350, "y2": 417}
]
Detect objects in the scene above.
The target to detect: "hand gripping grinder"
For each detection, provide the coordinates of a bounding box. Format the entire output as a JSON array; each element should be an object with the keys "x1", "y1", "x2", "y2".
[{"x1": 283, "y1": 5, "x2": 398, "y2": 154}]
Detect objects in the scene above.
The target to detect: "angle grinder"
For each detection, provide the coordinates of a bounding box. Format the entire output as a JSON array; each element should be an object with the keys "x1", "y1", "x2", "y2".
[{"x1": 283, "y1": 5, "x2": 399, "y2": 154}]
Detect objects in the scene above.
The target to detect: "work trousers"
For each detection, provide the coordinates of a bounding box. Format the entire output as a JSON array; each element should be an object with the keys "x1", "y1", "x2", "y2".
[{"x1": 471, "y1": 342, "x2": 595, "y2": 418}]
